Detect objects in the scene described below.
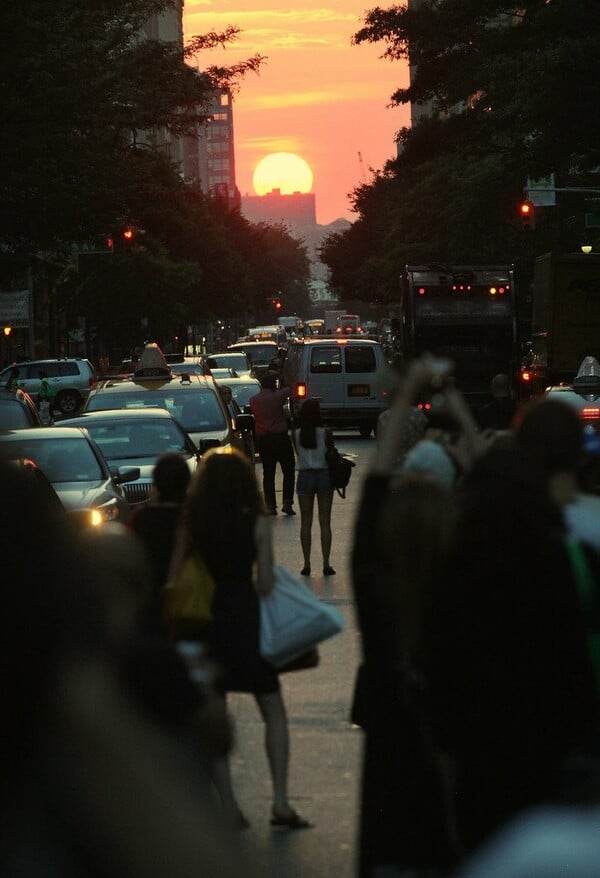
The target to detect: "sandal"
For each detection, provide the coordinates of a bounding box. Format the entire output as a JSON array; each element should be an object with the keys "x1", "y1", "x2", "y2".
[
  {"x1": 270, "y1": 810, "x2": 312, "y2": 830},
  {"x1": 323, "y1": 566, "x2": 336, "y2": 576},
  {"x1": 300, "y1": 566, "x2": 311, "y2": 576}
]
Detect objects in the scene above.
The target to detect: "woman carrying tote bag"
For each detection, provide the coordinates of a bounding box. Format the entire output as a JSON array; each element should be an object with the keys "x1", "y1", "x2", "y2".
[{"x1": 179, "y1": 447, "x2": 311, "y2": 831}]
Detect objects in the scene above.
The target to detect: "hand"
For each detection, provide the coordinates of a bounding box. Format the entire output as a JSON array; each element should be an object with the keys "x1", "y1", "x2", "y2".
[{"x1": 404, "y1": 354, "x2": 454, "y2": 401}]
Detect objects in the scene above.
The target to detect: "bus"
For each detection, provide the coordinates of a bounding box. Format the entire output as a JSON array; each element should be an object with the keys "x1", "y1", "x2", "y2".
[{"x1": 399, "y1": 264, "x2": 518, "y2": 402}]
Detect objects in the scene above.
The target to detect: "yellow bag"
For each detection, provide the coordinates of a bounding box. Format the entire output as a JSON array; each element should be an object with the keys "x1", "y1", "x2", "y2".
[{"x1": 164, "y1": 553, "x2": 216, "y2": 627}]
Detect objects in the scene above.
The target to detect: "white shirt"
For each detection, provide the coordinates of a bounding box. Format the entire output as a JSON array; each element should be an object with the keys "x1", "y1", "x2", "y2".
[{"x1": 294, "y1": 427, "x2": 328, "y2": 471}]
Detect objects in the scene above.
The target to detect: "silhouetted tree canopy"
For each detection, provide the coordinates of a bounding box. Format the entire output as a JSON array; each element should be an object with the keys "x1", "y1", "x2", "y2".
[{"x1": 320, "y1": 0, "x2": 599, "y2": 305}]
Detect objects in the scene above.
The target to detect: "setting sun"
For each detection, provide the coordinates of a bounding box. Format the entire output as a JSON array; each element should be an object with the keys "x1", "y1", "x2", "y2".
[{"x1": 252, "y1": 152, "x2": 314, "y2": 196}]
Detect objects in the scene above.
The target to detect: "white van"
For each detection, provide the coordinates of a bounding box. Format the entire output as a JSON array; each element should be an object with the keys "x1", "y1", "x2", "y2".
[{"x1": 282, "y1": 338, "x2": 387, "y2": 438}]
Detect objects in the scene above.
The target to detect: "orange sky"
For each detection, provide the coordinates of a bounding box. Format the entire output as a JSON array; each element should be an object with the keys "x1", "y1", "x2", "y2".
[{"x1": 183, "y1": 2, "x2": 411, "y2": 225}]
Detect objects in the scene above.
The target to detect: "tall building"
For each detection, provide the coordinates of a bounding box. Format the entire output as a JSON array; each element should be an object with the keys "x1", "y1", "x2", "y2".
[
  {"x1": 182, "y1": 89, "x2": 238, "y2": 203},
  {"x1": 141, "y1": 4, "x2": 238, "y2": 204},
  {"x1": 242, "y1": 190, "x2": 316, "y2": 231}
]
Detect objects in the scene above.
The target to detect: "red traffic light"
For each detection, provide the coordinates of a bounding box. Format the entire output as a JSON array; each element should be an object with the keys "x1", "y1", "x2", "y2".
[{"x1": 519, "y1": 200, "x2": 536, "y2": 229}]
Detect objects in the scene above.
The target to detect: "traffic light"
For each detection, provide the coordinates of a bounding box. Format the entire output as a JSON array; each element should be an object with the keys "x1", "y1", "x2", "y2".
[
  {"x1": 519, "y1": 200, "x2": 536, "y2": 230},
  {"x1": 3, "y1": 326, "x2": 12, "y2": 336},
  {"x1": 271, "y1": 297, "x2": 282, "y2": 311}
]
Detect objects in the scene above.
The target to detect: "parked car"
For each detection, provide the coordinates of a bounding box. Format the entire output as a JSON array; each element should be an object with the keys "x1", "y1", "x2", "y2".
[
  {"x1": 60, "y1": 408, "x2": 200, "y2": 508},
  {"x1": 0, "y1": 426, "x2": 137, "y2": 522},
  {"x1": 0, "y1": 357, "x2": 96, "y2": 414},
  {"x1": 84, "y1": 343, "x2": 253, "y2": 459},
  {"x1": 0, "y1": 388, "x2": 42, "y2": 428}
]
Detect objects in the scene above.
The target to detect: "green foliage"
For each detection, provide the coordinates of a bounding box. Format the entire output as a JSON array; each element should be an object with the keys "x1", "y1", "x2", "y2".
[{"x1": 321, "y1": 0, "x2": 599, "y2": 305}]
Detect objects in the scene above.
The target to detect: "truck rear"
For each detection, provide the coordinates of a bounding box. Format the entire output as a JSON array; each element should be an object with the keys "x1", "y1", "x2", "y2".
[
  {"x1": 523, "y1": 253, "x2": 600, "y2": 393},
  {"x1": 400, "y1": 264, "x2": 518, "y2": 404}
]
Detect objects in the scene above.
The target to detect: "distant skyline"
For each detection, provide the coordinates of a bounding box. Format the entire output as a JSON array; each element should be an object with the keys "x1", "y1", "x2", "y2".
[{"x1": 183, "y1": 1, "x2": 411, "y2": 225}]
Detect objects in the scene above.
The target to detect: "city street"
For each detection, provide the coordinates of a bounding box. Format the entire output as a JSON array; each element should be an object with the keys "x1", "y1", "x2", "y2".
[{"x1": 228, "y1": 432, "x2": 373, "y2": 877}]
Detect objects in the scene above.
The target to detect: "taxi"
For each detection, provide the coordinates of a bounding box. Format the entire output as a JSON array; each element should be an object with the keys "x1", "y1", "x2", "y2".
[{"x1": 83, "y1": 343, "x2": 253, "y2": 459}]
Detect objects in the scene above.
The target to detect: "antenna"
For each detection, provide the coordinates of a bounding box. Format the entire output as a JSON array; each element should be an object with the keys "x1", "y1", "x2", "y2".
[{"x1": 357, "y1": 151, "x2": 366, "y2": 184}]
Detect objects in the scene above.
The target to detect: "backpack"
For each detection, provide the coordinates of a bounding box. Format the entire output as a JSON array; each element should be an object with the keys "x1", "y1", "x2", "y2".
[{"x1": 325, "y1": 444, "x2": 355, "y2": 498}]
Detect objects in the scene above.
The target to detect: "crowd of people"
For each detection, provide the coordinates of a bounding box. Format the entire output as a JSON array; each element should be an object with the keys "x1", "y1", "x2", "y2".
[
  {"x1": 353, "y1": 356, "x2": 600, "y2": 877},
  {"x1": 3, "y1": 354, "x2": 600, "y2": 877}
]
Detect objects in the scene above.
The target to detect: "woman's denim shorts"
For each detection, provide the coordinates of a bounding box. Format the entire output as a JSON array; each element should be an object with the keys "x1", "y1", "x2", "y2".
[{"x1": 296, "y1": 468, "x2": 332, "y2": 496}]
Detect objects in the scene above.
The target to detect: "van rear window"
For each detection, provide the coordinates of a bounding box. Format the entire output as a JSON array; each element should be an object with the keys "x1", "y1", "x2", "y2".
[
  {"x1": 310, "y1": 348, "x2": 342, "y2": 374},
  {"x1": 345, "y1": 347, "x2": 377, "y2": 373}
]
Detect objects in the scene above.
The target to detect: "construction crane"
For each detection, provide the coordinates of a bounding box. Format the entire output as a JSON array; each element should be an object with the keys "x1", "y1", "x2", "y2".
[{"x1": 357, "y1": 151, "x2": 366, "y2": 184}]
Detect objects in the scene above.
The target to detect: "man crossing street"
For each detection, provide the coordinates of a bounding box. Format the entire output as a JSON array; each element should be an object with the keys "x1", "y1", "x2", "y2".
[{"x1": 249, "y1": 371, "x2": 296, "y2": 515}]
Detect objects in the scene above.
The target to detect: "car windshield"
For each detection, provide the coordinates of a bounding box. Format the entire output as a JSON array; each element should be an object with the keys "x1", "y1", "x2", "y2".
[
  {"x1": 169, "y1": 361, "x2": 205, "y2": 375},
  {"x1": 233, "y1": 345, "x2": 276, "y2": 364},
  {"x1": 82, "y1": 418, "x2": 191, "y2": 460},
  {"x1": 0, "y1": 437, "x2": 103, "y2": 483},
  {"x1": 87, "y1": 386, "x2": 226, "y2": 432},
  {"x1": 209, "y1": 354, "x2": 248, "y2": 371},
  {"x1": 230, "y1": 383, "x2": 260, "y2": 407}
]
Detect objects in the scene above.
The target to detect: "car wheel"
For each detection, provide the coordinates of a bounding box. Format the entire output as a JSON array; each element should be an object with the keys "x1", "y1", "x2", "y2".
[
  {"x1": 359, "y1": 423, "x2": 374, "y2": 439},
  {"x1": 56, "y1": 390, "x2": 81, "y2": 415}
]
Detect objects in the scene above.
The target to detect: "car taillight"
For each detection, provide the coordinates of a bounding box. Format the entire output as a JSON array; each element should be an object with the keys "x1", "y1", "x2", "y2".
[
  {"x1": 582, "y1": 407, "x2": 600, "y2": 420},
  {"x1": 296, "y1": 383, "x2": 307, "y2": 398}
]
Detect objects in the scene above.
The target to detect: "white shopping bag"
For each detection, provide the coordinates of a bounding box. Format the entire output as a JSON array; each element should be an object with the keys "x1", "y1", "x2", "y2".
[{"x1": 260, "y1": 565, "x2": 345, "y2": 668}]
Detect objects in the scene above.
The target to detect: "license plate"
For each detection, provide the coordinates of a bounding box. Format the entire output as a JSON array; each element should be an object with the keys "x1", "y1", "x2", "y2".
[{"x1": 349, "y1": 384, "x2": 370, "y2": 397}]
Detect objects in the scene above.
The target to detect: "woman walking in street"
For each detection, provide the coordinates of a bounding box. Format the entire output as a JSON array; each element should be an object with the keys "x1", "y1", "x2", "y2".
[
  {"x1": 180, "y1": 448, "x2": 310, "y2": 831},
  {"x1": 294, "y1": 399, "x2": 336, "y2": 577}
]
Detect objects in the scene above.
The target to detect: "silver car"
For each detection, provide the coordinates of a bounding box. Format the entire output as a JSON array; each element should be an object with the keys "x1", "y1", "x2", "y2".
[
  {"x1": 0, "y1": 426, "x2": 137, "y2": 523},
  {"x1": 60, "y1": 407, "x2": 200, "y2": 508}
]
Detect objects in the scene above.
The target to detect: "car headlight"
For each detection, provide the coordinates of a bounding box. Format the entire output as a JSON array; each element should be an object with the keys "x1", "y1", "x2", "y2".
[{"x1": 93, "y1": 499, "x2": 121, "y2": 524}]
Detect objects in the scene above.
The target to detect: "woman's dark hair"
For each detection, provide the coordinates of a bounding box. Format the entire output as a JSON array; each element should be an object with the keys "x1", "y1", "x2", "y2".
[
  {"x1": 184, "y1": 448, "x2": 264, "y2": 577},
  {"x1": 515, "y1": 398, "x2": 584, "y2": 476},
  {"x1": 153, "y1": 452, "x2": 191, "y2": 503},
  {"x1": 298, "y1": 398, "x2": 322, "y2": 449}
]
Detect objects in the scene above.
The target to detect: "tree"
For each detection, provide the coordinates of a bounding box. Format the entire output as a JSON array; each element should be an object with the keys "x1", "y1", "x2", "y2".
[
  {"x1": 354, "y1": 0, "x2": 600, "y2": 178},
  {"x1": 0, "y1": 1, "x2": 264, "y2": 256},
  {"x1": 321, "y1": 1, "x2": 597, "y2": 305}
]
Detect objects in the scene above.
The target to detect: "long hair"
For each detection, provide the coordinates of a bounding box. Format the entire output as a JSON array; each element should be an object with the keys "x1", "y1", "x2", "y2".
[
  {"x1": 184, "y1": 448, "x2": 264, "y2": 577},
  {"x1": 377, "y1": 473, "x2": 454, "y2": 660},
  {"x1": 298, "y1": 398, "x2": 322, "y2": 449}
]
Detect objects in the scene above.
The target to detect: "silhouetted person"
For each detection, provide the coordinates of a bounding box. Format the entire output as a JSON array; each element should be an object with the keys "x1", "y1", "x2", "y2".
[{"x1": 477, "y1": 373, "x2": 516, "y2": 430}]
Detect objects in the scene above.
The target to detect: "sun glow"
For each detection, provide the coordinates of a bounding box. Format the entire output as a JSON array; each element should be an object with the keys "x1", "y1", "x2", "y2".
[{"x1": 252, "y1": 152, "x2": 313, "y2": 196}]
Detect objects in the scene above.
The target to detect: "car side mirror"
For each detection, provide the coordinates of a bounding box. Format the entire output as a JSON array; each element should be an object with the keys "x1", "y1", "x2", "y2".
[
  {"x1": 114, "y1": 466, "x2": 140, "y2": 483},
  {"x1": 236, "y1": 413, "x2": 254, "y2": 433}
]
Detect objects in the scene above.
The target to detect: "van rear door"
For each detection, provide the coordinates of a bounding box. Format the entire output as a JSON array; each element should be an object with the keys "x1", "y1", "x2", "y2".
[{"x1": 342, "y1": 344, "x2": 380, "y2": 409}]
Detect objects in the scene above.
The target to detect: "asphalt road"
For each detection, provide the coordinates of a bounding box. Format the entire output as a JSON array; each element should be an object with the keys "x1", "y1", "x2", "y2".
[{"x1": 227, "y1": 431, "x2": 375, "y2": 877}]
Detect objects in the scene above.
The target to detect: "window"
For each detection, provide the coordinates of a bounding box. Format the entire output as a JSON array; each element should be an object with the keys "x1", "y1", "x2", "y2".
[
  {"x1": 310, "y1": 347, "x2": 342, "y2": 374},
  {"x1": 345, "y1": 346, "x2": 377, "y2": 374},
  {"x1": 56, "y1": 362, "x2": 80, "y2": 376}
]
